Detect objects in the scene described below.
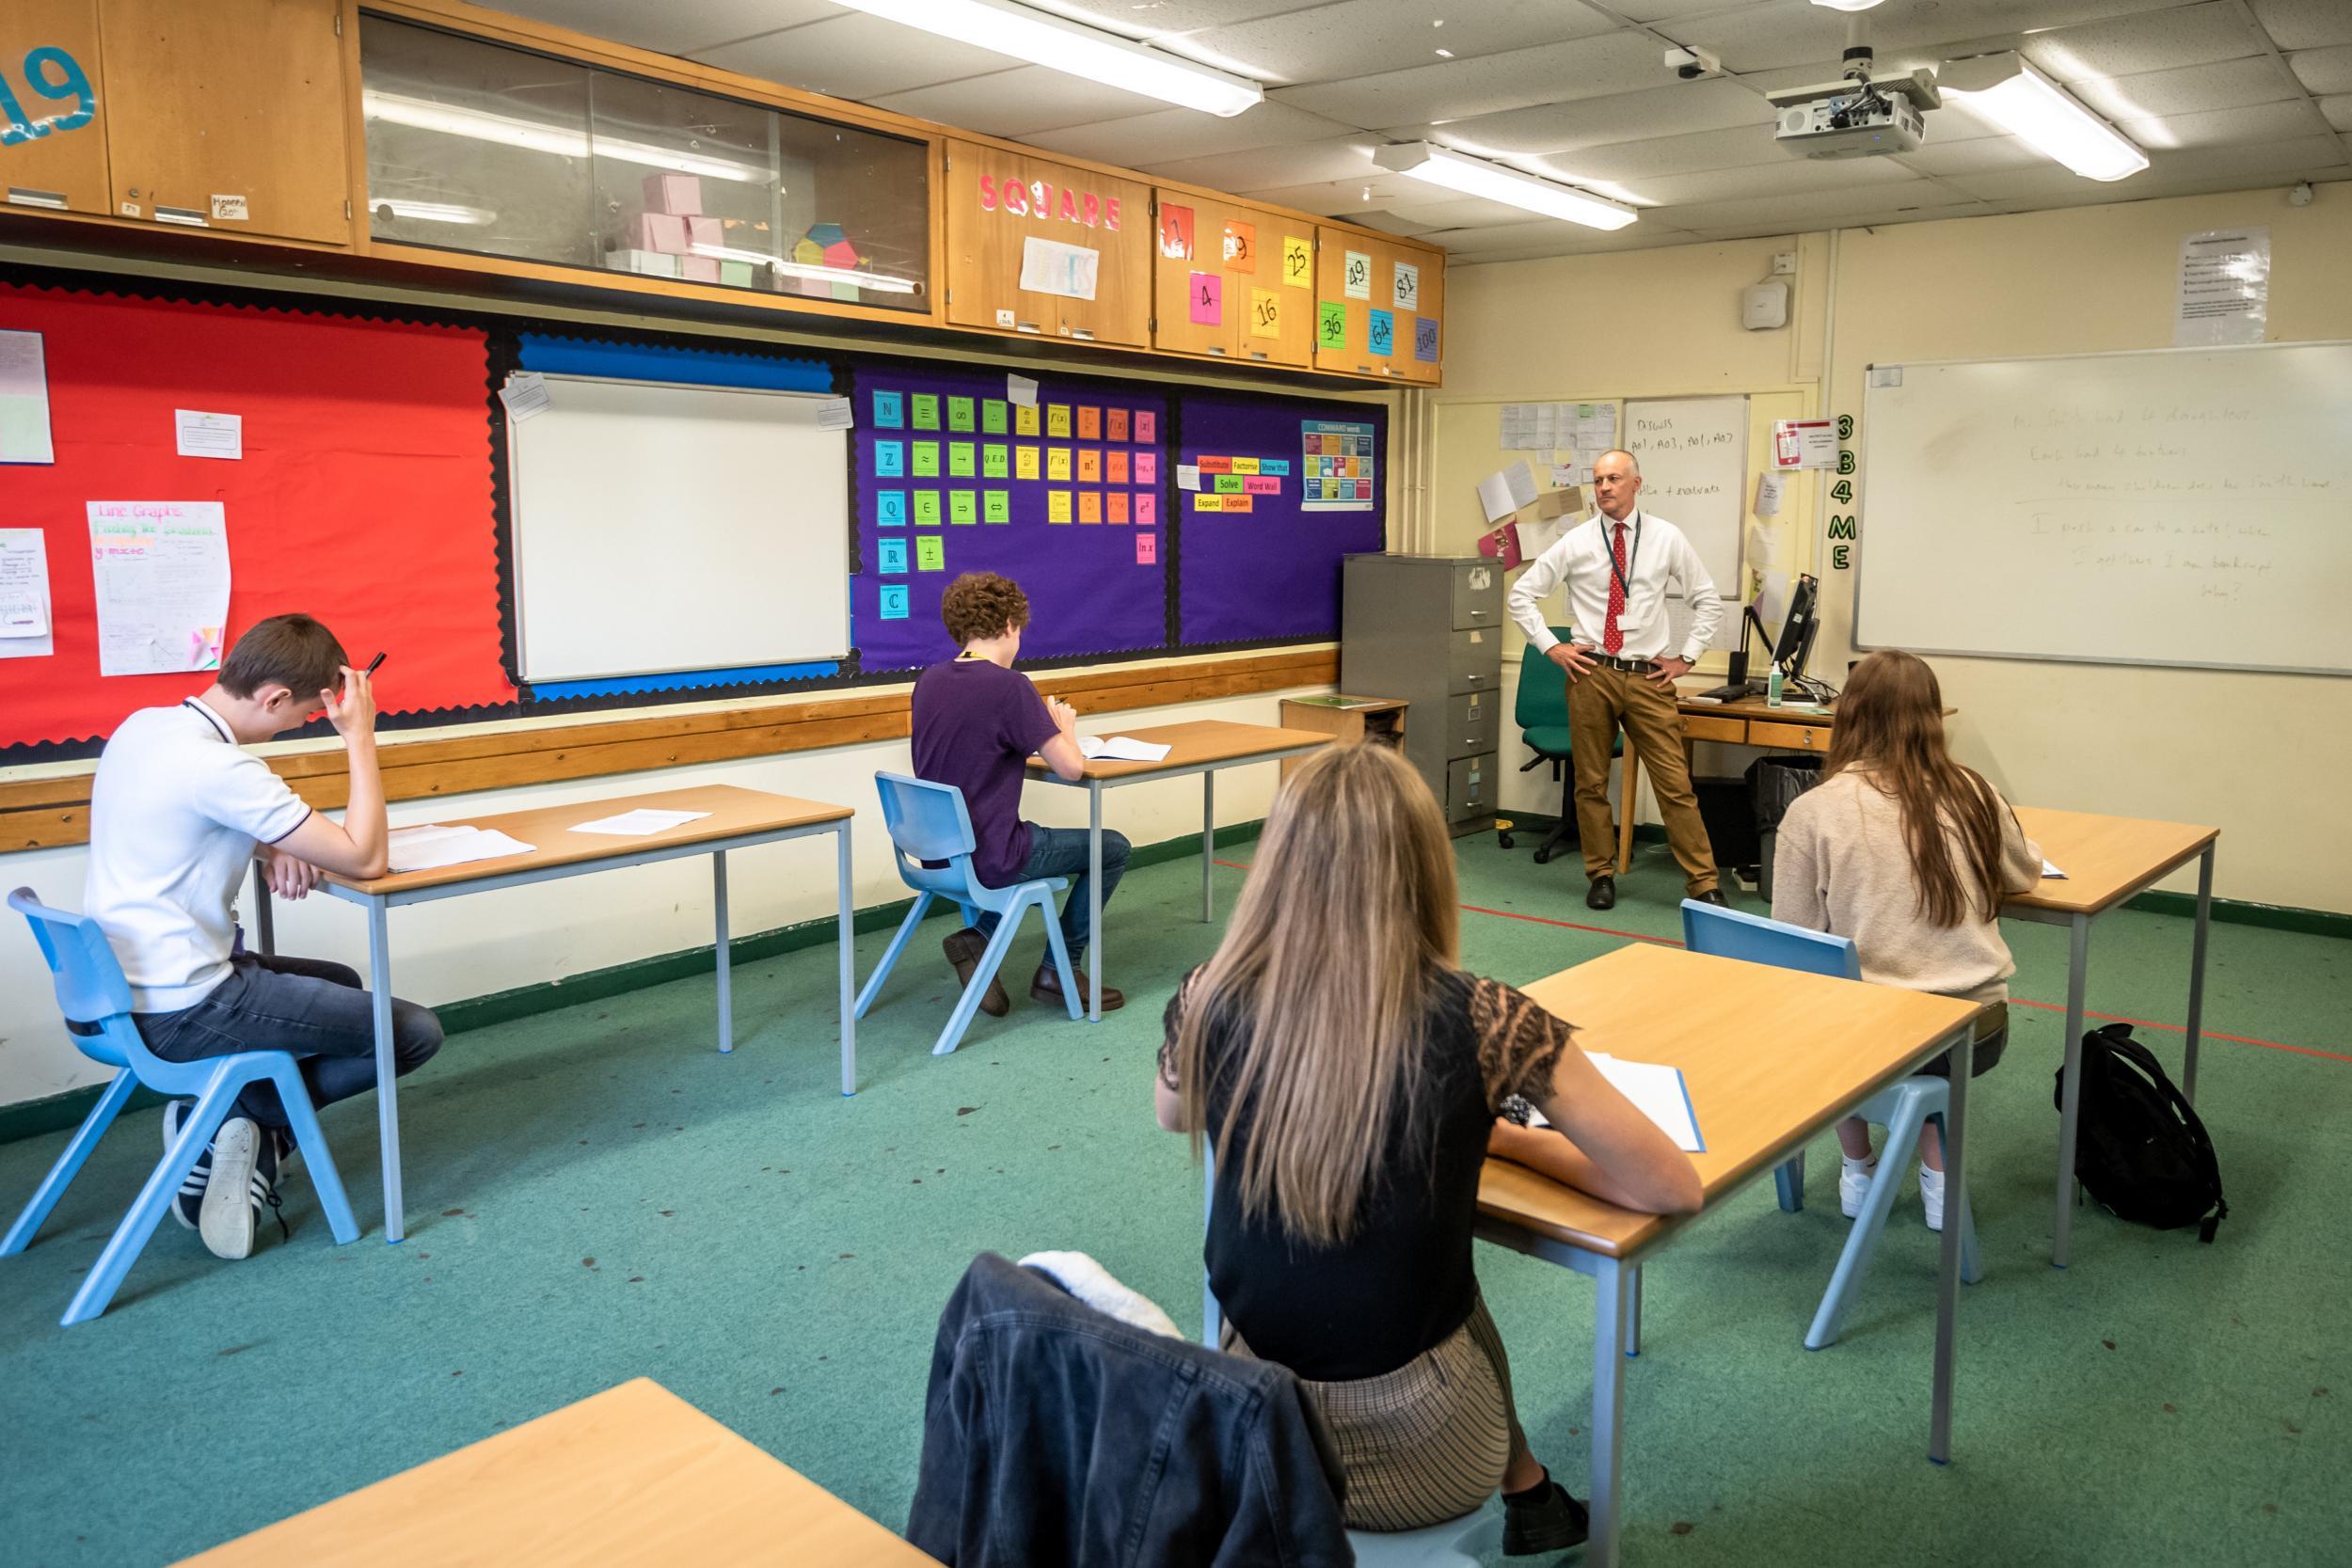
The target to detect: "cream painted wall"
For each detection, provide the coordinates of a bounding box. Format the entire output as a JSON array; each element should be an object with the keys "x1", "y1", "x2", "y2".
[{"x1": 1433, "y1": 187, "x2": 2351, "y2": 911}]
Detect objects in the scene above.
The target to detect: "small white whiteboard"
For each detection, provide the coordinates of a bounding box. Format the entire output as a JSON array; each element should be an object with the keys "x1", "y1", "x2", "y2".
[
  {"x1": 1627, "y1": 395, "x2": 1746, "y2": 651},
  {"x1": 508, "y1": 374, "x2": 850, "y2": 683}
]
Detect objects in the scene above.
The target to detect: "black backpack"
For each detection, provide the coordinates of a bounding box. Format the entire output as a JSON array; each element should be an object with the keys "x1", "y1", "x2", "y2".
[{"x1": 2055, "y1": 1023, "x2": 2226, "y2": 1242}]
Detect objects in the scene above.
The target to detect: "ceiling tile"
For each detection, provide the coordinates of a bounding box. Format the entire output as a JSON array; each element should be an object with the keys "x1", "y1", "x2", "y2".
[
  {"x1": 1660, "y1": 178, "x2": 1976, "y2": 233},
  {"x1": 2067, "y1": 56, "x2": 2301, "y2": 121},
  {"x1": 1270, "y1": 30, "x2": 1668, "y2": 129},
  {"x1": 1428, "y1": 78, "x2": 1769, "y2": 160},
  {"x1": 2288, "y1": 46, "x2": 2352, "y2": 95},
  {"x1": 696, "y1": 14, "x2": 1021, "y2": 100},
  {"x1": 1020, "y1": 0, "x2": 1336, "y2": 43},
  {"x1": 1241, "y1": 175, "x2": 1428, "y2": 214},
  {"x1": 1154, "y1": 0, "x2": 1619, "y2": 87},
  {"x1": 1682, "y1": 0, "x2": 2196, "y2": 77},
  {"x1": 1425, "y1": 214, "x2": 1693, "y2": 255},
  {"x1": 1942, "y1": 132, "x2": 2347, "y2": 198},
  {"x1": 2116, "y1": 98, "x2": 2327, "y2": 150},
  {"x1": 1616, "y1": 153, "x2": 1920, "y2": 209},
  {"x1": 1687, "y1": 201, "x2": 1992, "y2": 241},
  {"x1": 1612, "y1": 0, "x2": 1776, "y2": 20},
  {"x1": 1537, "y1": 123, "x2": 1790, "y2": 183},
  {"x1": 1140, "y1": 135, "x2": 1388, "y2": 191},
  {"x1": 2249, "y1": 0, "x2": 2352, "y2": 51},
  {"x1": 2020, "y1": 2, "x2": 2262, "y2": 81},
  {"x1": 1451, "y1": 226, "x2": 1717, "y2": 264},
  {"x1": 1346, "y1": 208, "x2": 1444, "y2": 236},
  {"x1": 485, "y1": 0, "x2": 839, "y2": 55},
  {"x1": 867, "y1": 66, "x2": 1173, "y2": 136},
  {"x1": 2324, "y1": 94, "x2": 2352, "y2": 133},
  {"x1": 1021, "y1": 102, "x2": 1363, "y2": 168}
]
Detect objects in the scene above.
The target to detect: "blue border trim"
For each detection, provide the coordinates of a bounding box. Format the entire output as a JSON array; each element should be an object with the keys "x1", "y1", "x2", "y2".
[
  {"x1": 515, "y1": 334, "x2": 833, "y2": 392},
  {"x1": 530, "y1": 660, "x2": 842, "y2": 700}
]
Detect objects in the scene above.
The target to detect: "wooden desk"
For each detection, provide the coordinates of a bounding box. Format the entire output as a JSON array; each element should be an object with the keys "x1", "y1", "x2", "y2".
[
  {"x1": 1600, "y1": 690, "x2": 1837, "y2": 877},
  {"x1": 257, "y1": 784, "x2": 856, "y2": 1243},
  {"x1": 2002, "y1": 806, "x2": 2219, "y2": 1268},
  {"x1": 1027, "y1": 720, "x2": 1331, "y2": 1021},
  {"x1": 1472, "y1": 943, "x2": 1981, "y2": 1568},
  {"x1": 181, "y1": 1378, "x2": 932, "y2": 1567}
]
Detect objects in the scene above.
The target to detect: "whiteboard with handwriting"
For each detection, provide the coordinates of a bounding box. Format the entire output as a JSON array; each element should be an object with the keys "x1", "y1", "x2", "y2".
[
  {"x1": 1624, "y1": 394, "x2": 1745, "y2": 650},
  {"x1": 1856, "y1": 342, "x2": 2352, "y2": 675}
]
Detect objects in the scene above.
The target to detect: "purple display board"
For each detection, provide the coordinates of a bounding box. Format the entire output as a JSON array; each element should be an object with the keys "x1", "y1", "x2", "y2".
[
  {"x1": 852, "y1": 363, "x2": 1169, "y2": 672},
  {"x1": 1177, "y1": 393, "x2": 1388, "y2": 646}
]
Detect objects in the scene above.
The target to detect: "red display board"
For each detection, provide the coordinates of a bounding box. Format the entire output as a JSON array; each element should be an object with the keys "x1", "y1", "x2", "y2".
[{"x1": 0, "y1": 281, "x2": 514, "y2": 752}]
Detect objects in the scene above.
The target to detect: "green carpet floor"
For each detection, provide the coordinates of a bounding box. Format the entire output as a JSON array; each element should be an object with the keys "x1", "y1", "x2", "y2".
[{"x1": 1, "y1": 835, "x2": 2346, "y2": 1567}]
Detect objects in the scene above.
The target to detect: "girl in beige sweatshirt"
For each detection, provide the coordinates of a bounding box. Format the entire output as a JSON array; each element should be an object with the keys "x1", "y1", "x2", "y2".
[{"x1": 1772, "y1": 650, "x2": 2043, "y2": 1230}]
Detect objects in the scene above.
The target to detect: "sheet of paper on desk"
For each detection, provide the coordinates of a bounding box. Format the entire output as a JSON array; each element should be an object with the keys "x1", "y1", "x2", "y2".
[
  {"x1": 387, "y1": 825, "x2": 538, "y2": 873},
  {"x1": 1077, "y1": 735, "x2": 1172, "y2": 763},
  {"x1": 569, "y1": 809, "x2": 712, "y2": 836},
  {"x1": 2042, "y1": 860, "x2": 2068, "y2": 879},
  {"x1": 1526, "y1": 1053, "x2": 1704, "y2": 1152}
]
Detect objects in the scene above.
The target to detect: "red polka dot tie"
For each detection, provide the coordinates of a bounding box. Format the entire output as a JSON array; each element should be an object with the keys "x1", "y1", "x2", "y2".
[{"x1": 1602, "y1": 523, "x2": 1628, "y2": 657}]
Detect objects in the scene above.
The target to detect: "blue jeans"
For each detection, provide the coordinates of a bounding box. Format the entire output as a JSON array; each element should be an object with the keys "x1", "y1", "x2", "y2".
[
  {"x1": 135, "y1": 953, "x2": 444, "y2": 1132},
  {"x1": 973, "y1": 824, "x2": 1131, "y2": 960}
]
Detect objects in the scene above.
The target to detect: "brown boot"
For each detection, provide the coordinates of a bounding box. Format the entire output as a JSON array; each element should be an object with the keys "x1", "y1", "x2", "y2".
[
  {"x1": 1033, "y1": 959, "x2": 1122, "y2": 1012},
  {"x1": 942, "y1": 927, "x2": 1009, "y2": 1018}
]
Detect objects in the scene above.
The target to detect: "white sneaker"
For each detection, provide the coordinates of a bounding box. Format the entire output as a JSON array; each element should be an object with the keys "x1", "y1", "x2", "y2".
[
  {"x1": 1920, "y1": 1165, "x2": 1947, "y2": 1232},
  {"x1": 1838, "y1": 1155, "x2": 1879, "y2": 1219},
  {"x1": 199, "y1": 1117, "x2": 262, "y2": 1261}
]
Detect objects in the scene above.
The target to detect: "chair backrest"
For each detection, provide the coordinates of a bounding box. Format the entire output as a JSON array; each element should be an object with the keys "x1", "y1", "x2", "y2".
[
  {"x1": 872, "y1": 772, "x2": 983, "y2": 896},
  {"x1": 1514, "y1": 625, "x2": 1576, "y2": 732},
  {"x1": 1680, "y1": 898, "x2": 1861, "y2": 980},
  {"x1": 9, "y1": 887, "x2": 153, "y2": 1073}
]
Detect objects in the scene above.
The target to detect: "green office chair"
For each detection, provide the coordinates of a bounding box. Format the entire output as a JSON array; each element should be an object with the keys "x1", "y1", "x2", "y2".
[{"x1": 1510, "y1": 627, "x2": 1619, "y2": 866}]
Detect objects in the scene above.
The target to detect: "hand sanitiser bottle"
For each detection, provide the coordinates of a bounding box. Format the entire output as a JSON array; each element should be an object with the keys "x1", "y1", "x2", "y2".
[{"x1": 1766, "y1": 663, "x2": 1784, "y2": 707}]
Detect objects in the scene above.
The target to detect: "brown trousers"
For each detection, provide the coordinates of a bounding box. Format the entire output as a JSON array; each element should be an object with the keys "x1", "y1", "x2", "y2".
[{"x1": 1566, "y1": 662, "x2": 1718, "y2": 893}]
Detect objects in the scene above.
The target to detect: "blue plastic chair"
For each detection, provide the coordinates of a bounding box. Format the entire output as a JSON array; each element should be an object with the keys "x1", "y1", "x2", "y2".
[
  {"x1": 1679, "y1": 898, "x2": 1980, "y2": 1350},
  {"x1": 853, "y1": 774, "x2": 1080, "y2": 1055},
  {"x1": 2, "y1": 888, "x2": 359, "y2": 1326}
]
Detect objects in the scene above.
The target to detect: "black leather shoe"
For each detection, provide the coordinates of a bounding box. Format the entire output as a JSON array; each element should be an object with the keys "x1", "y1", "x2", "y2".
[
  {"x1": 1502, "y1": 1474, "x2": 1591, "y2": 1556},
  {"x1": 1585, "y1": 876, "x2": 1616, "y2": 911},
  {"x1": 1693, "y1": 888, "x2": 1728, "y2": 906}
]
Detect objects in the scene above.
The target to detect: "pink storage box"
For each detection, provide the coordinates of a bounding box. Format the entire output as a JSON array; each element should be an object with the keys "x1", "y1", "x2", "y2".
[
  {"x1": 680, "y1": 255, "x2": 721, "y2": 284},
  {"x1": 642, "y1": 173, "x2": 703, "y2": 216},
  {"x1": 631, "y1": 213, "x2": 689, "y2": 254}
]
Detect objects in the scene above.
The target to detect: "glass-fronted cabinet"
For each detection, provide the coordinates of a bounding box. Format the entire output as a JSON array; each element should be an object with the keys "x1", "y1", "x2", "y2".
[{"x1": 358, "y1": 14, "x2": 930, "y2": 311}]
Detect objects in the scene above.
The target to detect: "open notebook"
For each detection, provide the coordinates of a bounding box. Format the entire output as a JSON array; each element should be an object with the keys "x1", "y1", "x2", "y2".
[{"x1": 1504, "y1": 1053, "x2": 1706, "y2": 1155}]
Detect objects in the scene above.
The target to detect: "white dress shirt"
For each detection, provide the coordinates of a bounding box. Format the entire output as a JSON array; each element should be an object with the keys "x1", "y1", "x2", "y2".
[{"x1": 1505, "y1": 509, "x2": 1721, "y2": 663}]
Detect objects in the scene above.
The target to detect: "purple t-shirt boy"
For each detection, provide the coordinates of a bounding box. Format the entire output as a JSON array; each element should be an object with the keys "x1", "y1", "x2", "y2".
[{"x1": 911, "y1": 656, "x2": 1062, "y2": 887}]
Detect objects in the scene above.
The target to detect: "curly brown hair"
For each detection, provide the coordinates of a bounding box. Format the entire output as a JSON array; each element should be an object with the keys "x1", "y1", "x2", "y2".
[{"x1": 939, "y1": 572, "x2": 1030, "y2": 645}]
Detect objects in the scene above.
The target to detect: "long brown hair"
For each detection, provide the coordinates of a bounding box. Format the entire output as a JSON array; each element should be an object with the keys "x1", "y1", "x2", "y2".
[
  {"x1": 1171, "y1": 742, "x2": 1461, "y2": 1247},
  {"x1": 1823, "y1": 650, "x2": 2006, "y2": 927}
]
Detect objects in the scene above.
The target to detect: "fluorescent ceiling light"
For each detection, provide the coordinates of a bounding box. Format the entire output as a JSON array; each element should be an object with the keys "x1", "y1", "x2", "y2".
[
  {"x1": 828, "y1": 0, "x2": 1263, "y2": 118},
  {"x1": 1372, "y1": 143, "x2": 1638, "y2": 230},
  {"x1": 689, "y1": 243, "x2": 921, "y2": 294},
  {"x1": 362, "y1": 91, "x2": 771, "y2": 183},
  {"x1": 1808, "y1": 0, "x2": 1886, "y2": 10},
  {"x1": 1939, "y1": 53, "x2": 2149, "y2": 182}
]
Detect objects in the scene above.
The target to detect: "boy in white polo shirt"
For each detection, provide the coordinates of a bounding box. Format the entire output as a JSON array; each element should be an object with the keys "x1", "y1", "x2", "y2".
[{"x1": 85, "y1": 613, "x2": 443, "y2": 1261}]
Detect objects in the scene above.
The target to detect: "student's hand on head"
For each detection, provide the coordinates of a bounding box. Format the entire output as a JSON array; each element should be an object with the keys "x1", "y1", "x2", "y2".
[{"x1": 323, "y1": 665, "x2": 376, "y2": 738}]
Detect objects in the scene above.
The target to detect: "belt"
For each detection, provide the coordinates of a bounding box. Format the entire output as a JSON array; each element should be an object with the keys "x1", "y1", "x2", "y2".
[{"x1": 1589, "y1": 654, "x2": 1657, "y2": 673}]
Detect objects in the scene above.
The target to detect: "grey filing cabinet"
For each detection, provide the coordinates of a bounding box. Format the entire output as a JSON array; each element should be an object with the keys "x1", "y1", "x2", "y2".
[{"x1": 1340, "y1": 554, "x2": 1502, "y2": 832}]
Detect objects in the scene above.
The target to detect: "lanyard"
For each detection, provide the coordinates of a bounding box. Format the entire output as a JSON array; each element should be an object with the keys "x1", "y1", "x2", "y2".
[{"x1": 1601, "y1": 513, "x2": 1642, "y2": 602}]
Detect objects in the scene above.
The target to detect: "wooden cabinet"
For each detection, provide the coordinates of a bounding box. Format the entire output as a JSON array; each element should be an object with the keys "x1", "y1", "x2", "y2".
[
  {"x1": 1150, "y1": 190, "x2": 1311, "y2": 369},
  {"x1": 0, "y1": 1, "x2": 111, "y2": 216},
  {"x1": 1311, "y1": 228, "x2": 1444, "y2": 384},
  {"x1": 97, "y1": 0, "x2": 350, "y2": 244},
  {"x1": 944, "y1": 139, "x2": 1149, "y2": 347}
]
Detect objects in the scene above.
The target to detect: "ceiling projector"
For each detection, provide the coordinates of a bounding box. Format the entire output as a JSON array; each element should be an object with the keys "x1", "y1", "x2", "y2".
[{"x1": 1767, "y1": 69, "x2": 1940, "y2": 158}]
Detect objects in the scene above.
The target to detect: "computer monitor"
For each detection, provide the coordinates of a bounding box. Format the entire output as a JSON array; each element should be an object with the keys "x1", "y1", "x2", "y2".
[{"x1": 1704, "y1": 573, "x2": 1824, "y2": 701}]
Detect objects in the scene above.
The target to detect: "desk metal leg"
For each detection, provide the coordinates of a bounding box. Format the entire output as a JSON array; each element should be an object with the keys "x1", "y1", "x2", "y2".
[
  {"x1": 713, "y1": 850, "x2": 733, "y2": 1054},
  {"x1": 2052, "y1": 913, "x2": 2091, "y2": 1269},
  {"x1": 1589, "y1": 1258, "x2": 1630, "y2": 1568},
  {"x1": 1201, "y1": 770, "x2": 1216, "y2": 923},
  {"x1": 2184, "y1": 845, "x2": 2214, "y2": 1104},
  {"x1": 1931, "y1": 1026, "x2": 1972, "y2": 1464},
  {"x1": 1089, "y1": 784, "x2": 1104, "y2": 1024},
  {"x1": 837, "y1": 824, "x2": 857, "y2": 1097},
  {"x1": 251, "y1": 871, "x2": 276, "y2": 957},
  {"x1": 366, "y1": 898, "x2": 404, "y2": 1244}
]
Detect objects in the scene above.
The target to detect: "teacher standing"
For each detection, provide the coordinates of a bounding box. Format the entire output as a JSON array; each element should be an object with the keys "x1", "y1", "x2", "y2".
[{"x1": 1505, "y1": 450, "x2": 1725, "y2": 911}]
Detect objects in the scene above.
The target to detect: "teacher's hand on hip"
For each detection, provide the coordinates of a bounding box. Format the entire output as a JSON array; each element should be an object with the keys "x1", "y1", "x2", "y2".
[
  {"x1": 1549, "y1": 642, "x2": 1598, "y2": 683},
  {"x1": 1646, "y1": 656, "x2": 1692, "y2": 686}
]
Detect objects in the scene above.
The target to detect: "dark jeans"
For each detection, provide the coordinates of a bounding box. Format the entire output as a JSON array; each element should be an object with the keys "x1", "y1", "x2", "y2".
[
  {"x1": 135, "y1": 953, "x2": 444, "y2": 1131},
  {"x1": 973, "y1": 824, "x2": 1131, "y2": 960}
]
